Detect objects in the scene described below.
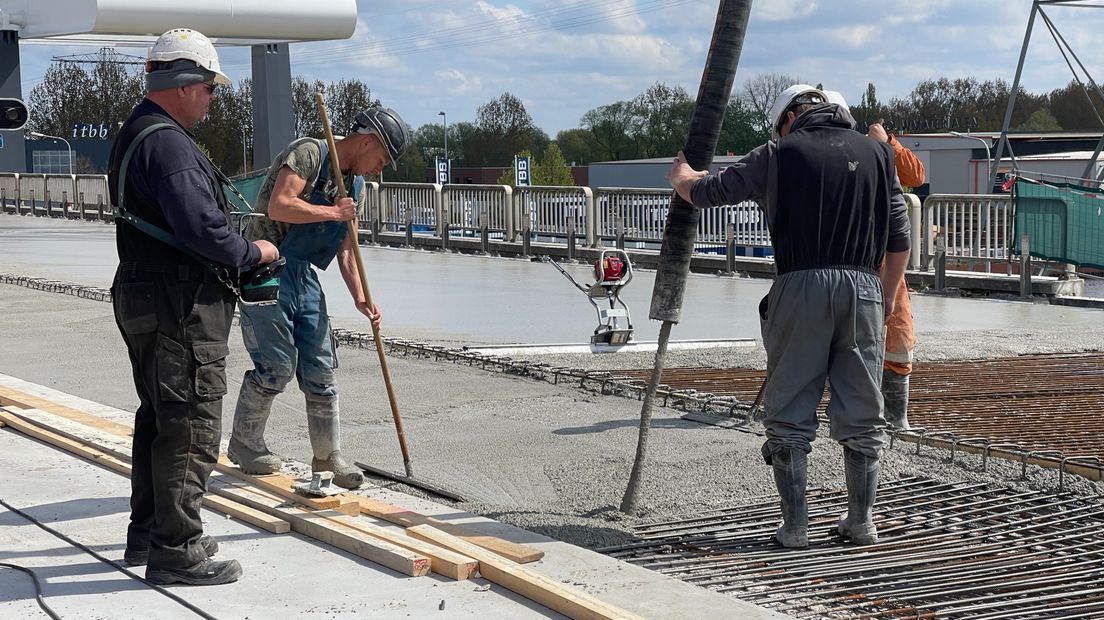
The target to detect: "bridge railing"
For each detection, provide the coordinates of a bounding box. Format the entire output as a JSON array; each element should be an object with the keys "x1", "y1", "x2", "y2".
[{"x1": 921, "y1": 194, "x2": 1015, "y2": 273}]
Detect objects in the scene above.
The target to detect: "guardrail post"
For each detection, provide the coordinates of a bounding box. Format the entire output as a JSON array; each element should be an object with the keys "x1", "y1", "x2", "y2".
[
  {"x1": 405, "y1": 209, "x2": 414, "y2": 247},
  {"x1": 480, "y1": 212, "x2": 490, "y2": 254},
  {"x1": 726, "y1": 221, "x2": 736, "y2": 275},
  {"x1": 505, "y1": 186, "x2": 516, "y2": 243},
  {"x1": 63, "y1": 191, "x2": 72, "y2": 219},
  {"x1": 615, "y1": 216, "x2": 625, "y2": 250},
  {"x1": 584, "y1": 188, "x2": 597, "y2": 248},
  {"x1": 566, "y1": 216, "x2": 577, "y2": 261},
  {"x1": 934, "y1": 233, "x2": 946, "y2": 291},
  {"x1": 1020, "y1": 235, "x2": 1031, "y2": 298},
  {"x1": 906, "y1": 193, "x2": 921, "y2": 269},
  {"x1": 97, "y1": 195, "x2": 105, "y2": 221},
  {"x1": 521, "y1": 223, "x2": 531, "y2": 257},
  {"x1": 441, "y1": 221, "x2": 450, "y2": 251},
  {"x1": 1, "y1": 188, "x2": 6, "y2": 214}
]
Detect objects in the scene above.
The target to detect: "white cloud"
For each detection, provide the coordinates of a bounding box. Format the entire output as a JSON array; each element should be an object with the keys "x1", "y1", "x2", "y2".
[{"x1": 756, "y1": 0, "x2": 819, "y2": 22}]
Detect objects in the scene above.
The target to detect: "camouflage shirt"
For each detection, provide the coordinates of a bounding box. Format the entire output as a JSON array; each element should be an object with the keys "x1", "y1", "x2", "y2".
[{"x1": 244, "y1": 138, "x2": 326, "y2": 246}]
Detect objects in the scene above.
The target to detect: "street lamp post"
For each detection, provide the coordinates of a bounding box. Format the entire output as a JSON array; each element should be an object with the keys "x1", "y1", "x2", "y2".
[
  {"x1": 438, "y1": 110, "x2": 448, "y2": 165},
  {"x1": 950, "y1": 131, "x2": 993, "y2": 193},
  {"x1": 28, "y1": 131, "x2": 73, "y2": 175},
  {"x1": 241, "y1": 127, "x2": 248, "y2": 174}
]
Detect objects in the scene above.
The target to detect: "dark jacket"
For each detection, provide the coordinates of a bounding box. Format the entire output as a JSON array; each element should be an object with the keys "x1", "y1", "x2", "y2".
[
  {"x1": 690, "y1": 103, "x2": 910, "y2": 275},
  {"x1": 109, "y1": 99, "x2": 259, "y2": 269}
]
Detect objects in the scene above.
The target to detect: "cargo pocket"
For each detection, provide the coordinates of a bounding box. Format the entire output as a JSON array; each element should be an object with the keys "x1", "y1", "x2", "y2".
[
  {"x1": 115, "y1": 282, "x2": 158, "y2": 335},
  {"x1": 857, "y1": 282, "x2": 883, "y2": 305},
  {"x1": 156, "y1": 335, "x2": 189, "y2": 403},
  {"x1": 192, "y1": 341, "x2": 230, "y2": 401}
]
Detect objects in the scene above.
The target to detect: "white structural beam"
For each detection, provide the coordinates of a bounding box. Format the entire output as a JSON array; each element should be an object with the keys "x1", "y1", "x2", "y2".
[{"x1": 0, "y1": 0, "x2": 356, "y2": 45}]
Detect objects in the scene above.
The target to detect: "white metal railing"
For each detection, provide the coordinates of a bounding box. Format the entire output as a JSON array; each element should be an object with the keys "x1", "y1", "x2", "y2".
[
  {"x1": 922, "y1": 194, "x2": 1013, "y2": 273},
  {"x1": 9, "y1": 173, "x2": 975, "y2": 269},
  {"x1": 513, "y1": 185, "x2": 593, "y2": 243},
  {"x1": 442, "y1": 184, "x2": 513, "y2": 235}
]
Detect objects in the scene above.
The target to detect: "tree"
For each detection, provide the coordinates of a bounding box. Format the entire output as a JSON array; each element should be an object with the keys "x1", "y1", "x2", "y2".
[
  {"x1": 291, "y1": 77, "x2": 327, "y2": 138},
  {"x1": 326, "y1": 79, "x2": 381, "y2": 137},
  {"x1": 1017, "y1": 107, "x2": 1062, "y2": 131},
  {"x1": 495, "y1": 149, "x2": 533, "y2": 185},
  {"x1": 738, "y1": 72, "x2": 804, "y2": 132},
  {"x1": 534, "y1": 143, "x2": 575, "y2": 186},
  {"x1": 581, "y1": 101, "x2": 637, "y2": 161},
  {"x1": 716, "y1": 96, "x2": 768, "y2": 155},
  {"x1": 628, "y1": 82, "x2": 692, "y2": 158},
  {"x1": 1047, "y1": 81, "x2": 1104, "y2": 130},
  {"x1": 469, "y1": 92, "x2": 538, "y2": 166},
  {"x1": 27, "y1": 58, "x2": 144, "y2": 138},
  {"x1": 555, "y1": 128, "x2": 600, "y2": 165}
]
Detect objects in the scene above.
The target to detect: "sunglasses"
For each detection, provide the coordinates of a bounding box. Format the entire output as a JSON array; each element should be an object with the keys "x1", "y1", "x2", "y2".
[{"x1": 200, "y1": 82, "x2": 218, "y2": 95}]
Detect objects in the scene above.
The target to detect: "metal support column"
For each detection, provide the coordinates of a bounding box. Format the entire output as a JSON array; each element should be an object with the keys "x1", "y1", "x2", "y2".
[
  {"x1": 0, "y1": 30, "x2": 25, "y2": 172},
  {"x1": 992, "y1": 2, "x2": 1039, "y2": 190},
  {"x1": 251, "y1": 43, "x2": 294, "y2": 166}
]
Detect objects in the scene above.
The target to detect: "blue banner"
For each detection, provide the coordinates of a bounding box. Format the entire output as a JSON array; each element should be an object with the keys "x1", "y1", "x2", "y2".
[{"x1": 515, "y1": 155, "x2": 531, "y2": 186}]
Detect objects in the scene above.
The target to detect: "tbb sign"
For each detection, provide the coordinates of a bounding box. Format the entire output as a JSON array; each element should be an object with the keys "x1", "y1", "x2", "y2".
[
  {"x1": 73, "y1": 123, "x2": 111, "y2": 139},
  {"x1": 515, "y1": 155, "x2": 531, "y2": 186}
]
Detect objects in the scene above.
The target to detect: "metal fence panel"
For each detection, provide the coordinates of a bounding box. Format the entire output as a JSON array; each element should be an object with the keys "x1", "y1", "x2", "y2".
[
  {"x1": 378, "y1": 182, "x2": 441, "y2": 234},
  {"x1": 924, "y1": 194, "x2": 1012, "y2": 272},
  {"x1": 0, "y1": 173, "x2": 17, "y2": 213},
  {"x1": 515, "y1": 186, "x2": 591, "y2": 241},
  {"x1": 442, "y1": 184, "x2": 511, "y2": 234},
  {"x1": 44, "y1": 175, "x2": 76, "y2": 217},
  {"x1": 75, "y1": 175, "x2": 111, "y2": 221},
  {"x1": 18, "y1": 174, "x2": 47, "y2": 216}
]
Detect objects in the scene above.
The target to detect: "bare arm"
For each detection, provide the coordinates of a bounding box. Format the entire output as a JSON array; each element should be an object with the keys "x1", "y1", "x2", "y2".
[
  {"x1": 881, "y1": 250, "x2": 909, "y2": 321},
  {"x1": 267, "y1": 166, "x2": 358, "y2": 224},
  {"x1": 335, "y1": 231, "x2": 382, "y2": 327}
]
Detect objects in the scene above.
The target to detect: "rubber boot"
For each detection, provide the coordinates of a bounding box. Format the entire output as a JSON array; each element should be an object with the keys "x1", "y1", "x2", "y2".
[
  {"x1": 837, "y1": 447, "x2": 880, "y2": 545},
  {"x1": 306, "y1": 394, "x2": 364, "y2": 490},
  {"x1": 770, "y1": 448, "x2": 809, "y2": 548},
  {"x1": 227, "y1": 378, "x2": 283, "y2": 474},
  {"x1": 882, "y1": 369, "x2": 911, "y2": 430}
]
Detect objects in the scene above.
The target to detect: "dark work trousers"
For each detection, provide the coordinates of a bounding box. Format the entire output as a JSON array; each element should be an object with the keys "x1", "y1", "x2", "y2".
[{"x1": 111, "y1": 262, "x2": 236, "y2": 569}]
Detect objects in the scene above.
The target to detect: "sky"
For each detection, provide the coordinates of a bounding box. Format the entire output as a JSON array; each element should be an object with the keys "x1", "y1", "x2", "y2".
[{"x1": 15, "y1": 0, "x2": 1104, "y2": 137}]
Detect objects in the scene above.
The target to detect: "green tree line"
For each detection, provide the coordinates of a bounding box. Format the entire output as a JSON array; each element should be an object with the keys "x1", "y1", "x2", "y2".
[{"x1": 28, "y1": 58, "x2": 1104, "y2": 182}]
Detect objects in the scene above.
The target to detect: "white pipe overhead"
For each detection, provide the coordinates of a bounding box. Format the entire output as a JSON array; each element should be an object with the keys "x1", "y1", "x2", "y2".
[{"x1": 0, "y1": 0, "x2": 357, "y2": 45}]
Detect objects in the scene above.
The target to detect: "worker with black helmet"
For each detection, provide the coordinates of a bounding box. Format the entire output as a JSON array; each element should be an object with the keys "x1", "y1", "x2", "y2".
[
  {"x1": 109, "y1": 28, "x2": 279, "y2": 586},
  {"x1": 667, "y1": 84, "x2": 910, "y2": 549},
  {"x1": 228, "y1": 106, "x2": 410, "y2": 491}
]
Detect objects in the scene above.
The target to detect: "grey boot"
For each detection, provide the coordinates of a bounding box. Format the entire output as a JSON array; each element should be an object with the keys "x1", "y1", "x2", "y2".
[
  {"x1": 227, "y1": 378, "x2": 283, "y2": 474},
  {"x1": 882, "y1": 369, "x2": 911, "y2": 430},
  {"x1": 306, "y1": 394, "x2": 364, "y2": 490},
  {"x1": 837, "y1": 447, "x2": 879, "y2": 545},
  {"x1": 770, "y1": 448, "x2": 809, "y2": 548}
]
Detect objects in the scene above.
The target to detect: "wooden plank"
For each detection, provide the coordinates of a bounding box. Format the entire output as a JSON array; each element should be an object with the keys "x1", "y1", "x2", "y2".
[
  {"x1": 356, "y1": 496, "x2": 545, "y2": 564},
  {"x1": 1, "y1": 408, "x2": 290, "y2": 535},
  {"x1": 211, "y1": 481, "x2": 431, "y2": 577},
  {"x1": 0, "y1": 384, "x2": 133, "y2": 437},
  {"x1": 201, "y1": 493, "x2": 291, "y2": 535},
  {"x1": 215, "y1": 454, "x2": 360, "y2": 515},
  {"x1": 408, "y1": 525, "x2": 644, "y2": 620},
  {"x1": 319, "y1": 511, "x2": 477, "y2": 580}
]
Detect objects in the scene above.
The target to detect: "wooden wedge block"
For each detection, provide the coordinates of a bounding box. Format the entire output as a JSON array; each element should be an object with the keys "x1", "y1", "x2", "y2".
[
  {"x1": 211, "y1": 480, "x2": 430, "y2": 577},
  {"x1": 408, "y1": 525, "x2": 644, "y2": 620},
  {"x1": 215, "y1": 454, "x2": 359, "y2": 515},
  {"x1": 356, "y1": 496, "x2": 544, "y2": 564},
  {"x1": 2, "y1": 408, "x2": 290, "y2": 535}
]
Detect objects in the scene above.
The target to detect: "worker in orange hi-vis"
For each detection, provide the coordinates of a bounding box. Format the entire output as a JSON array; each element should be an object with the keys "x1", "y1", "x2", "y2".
[{"x1": 867, "y1": 120, "x2": 924, "y2": 430}]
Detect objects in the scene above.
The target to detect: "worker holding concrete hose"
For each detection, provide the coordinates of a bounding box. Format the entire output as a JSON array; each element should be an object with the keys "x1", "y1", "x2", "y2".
[
  {"x1": 228, "y1": 107, "x2": 410, "y2": 490},
  {"x1": 109, "y1": 28, "x2": 279, "y2": 586},
  {"x1": 667, "y1": 84, "x2": 910, "y2": 548}
]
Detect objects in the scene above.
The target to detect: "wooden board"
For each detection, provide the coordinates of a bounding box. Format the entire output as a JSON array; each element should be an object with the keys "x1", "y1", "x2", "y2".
[
  {"x1": 211, "y1": 480, "x2": 431, "y2": 577},
  {"x1": 319, "y1": 511, "x2": 477, "y2": 580},
  {"x1": 408, "y1": 525, "x2": 644, "y2": 620},
  {"x1": 0, "y1": 384, "x2": 133, "y2": 437},
  {"x1": 356, "y1": 496, "x2": 544, "y2": 564},
  {"x1": 1, "y1": 407, "x2": 290, "y2": 535},
  {"x1": 215, "y1": 454, "x2": 360, "y2": 516}
]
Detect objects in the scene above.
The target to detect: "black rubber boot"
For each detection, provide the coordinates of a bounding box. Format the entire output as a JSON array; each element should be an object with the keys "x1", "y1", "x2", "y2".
[
  {"x1": 837, "y1": 447, "x2": 880, "y2": 545},
  {"x1": 228, "y1": 379, "x2": 283, "y2": 474},
  {"x1": 770, "y1": 448, "x2": 809, "y2": 548},
  {"x1": 146, "y1": 558, "x2": 242, "y2": 586},
  {"x1": 306, "y1": 394, "x2": 364, "y2": 490},
  {"x1": 882, "y1": 369, "x2": 911, "y2": 430},
  {"x1": 125, "y1": 534, "x2": 218, "y2": 567}
]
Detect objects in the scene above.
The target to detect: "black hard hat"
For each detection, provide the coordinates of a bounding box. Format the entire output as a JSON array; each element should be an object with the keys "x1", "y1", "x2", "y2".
[{"x1": 351, "y1": 107, "x2": 410, "y2": 170}]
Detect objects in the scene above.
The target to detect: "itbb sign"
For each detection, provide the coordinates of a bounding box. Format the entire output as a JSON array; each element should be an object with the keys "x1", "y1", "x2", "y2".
[{"x1": 72, "y1": 123, "x2": 111, "y2": 139}]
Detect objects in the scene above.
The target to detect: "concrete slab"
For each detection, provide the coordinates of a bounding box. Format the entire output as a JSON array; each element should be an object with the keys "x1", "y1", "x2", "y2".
[{"x1": 0, "y1": 379, "x2": 788, "y2": 620}]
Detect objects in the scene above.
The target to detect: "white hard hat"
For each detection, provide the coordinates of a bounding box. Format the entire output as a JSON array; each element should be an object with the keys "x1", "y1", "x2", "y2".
[
  {"x1": 823, "y1": 90, "x2": 849, "y2": 111},
  {"x1": 768, "y1": 84, "x2": 827, "y2": 140},
  {"x1": 147, "y1": 28, "x2": 230, "y2": 86}
]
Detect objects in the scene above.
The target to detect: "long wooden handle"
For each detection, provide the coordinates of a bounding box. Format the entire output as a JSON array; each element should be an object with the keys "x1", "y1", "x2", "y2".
[{"x1": 315, "y1": 94, "x2": 413, "y2": 477}]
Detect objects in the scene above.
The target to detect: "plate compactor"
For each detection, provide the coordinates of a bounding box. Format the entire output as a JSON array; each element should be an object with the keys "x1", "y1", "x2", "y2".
[{"x1": 546, "y1": 250, "x2": 635, "y2": 345}]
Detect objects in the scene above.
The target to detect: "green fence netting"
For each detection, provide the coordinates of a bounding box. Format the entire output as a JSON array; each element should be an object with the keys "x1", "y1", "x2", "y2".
[
  {"x1": 1012, "y1": 178, "x2": 1104, "y2": 270},
  {"x1": 223, "y1": 168, "x2": 269, "y2": 213}
]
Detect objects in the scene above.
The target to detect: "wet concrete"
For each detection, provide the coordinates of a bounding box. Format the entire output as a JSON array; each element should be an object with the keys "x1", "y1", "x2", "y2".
[{"x1": 2, "y1": 215, "x2": 1102, "y2": 347}]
